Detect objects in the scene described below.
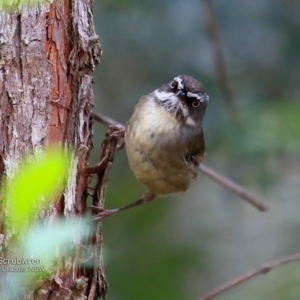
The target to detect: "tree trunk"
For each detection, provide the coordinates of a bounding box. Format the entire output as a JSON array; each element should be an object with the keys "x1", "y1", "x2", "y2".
[{"x1": 0, "y1": 1, "x2": 106, "y2": 299}]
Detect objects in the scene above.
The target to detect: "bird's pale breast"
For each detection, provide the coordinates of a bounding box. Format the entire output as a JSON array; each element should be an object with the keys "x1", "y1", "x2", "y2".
[{"x1": 125, "y1": 99, "x2": 198, "y2": 195}]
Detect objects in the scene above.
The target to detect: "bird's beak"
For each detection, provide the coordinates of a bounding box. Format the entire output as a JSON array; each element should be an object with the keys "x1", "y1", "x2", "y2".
[{"x1": 176, "y1": 90, "x2": 186, "y2": 99}]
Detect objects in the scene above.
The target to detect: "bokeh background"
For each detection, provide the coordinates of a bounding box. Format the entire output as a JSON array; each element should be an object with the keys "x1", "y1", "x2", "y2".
[{"x1": 91, "y1": 1, "x2": 300, "y2": 299}]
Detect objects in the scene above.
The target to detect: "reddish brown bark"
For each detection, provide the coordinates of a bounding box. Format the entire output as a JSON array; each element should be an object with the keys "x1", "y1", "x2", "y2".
[
  {"x1": 47, "y1": 1, "x2": 72, "y2": 144},
  {"x1": 0, "y1": 1, "x2": 105, "y2": 299}
]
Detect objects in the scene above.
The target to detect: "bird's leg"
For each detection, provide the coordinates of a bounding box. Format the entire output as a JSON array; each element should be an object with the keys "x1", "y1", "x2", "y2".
[{"x1": 91, "y1": 192, "x2": 156, "y2": 221}]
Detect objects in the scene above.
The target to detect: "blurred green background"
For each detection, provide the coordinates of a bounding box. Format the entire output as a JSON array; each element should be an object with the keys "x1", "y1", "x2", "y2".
[{"x1": 91, "y1": 1, "x2": 300, "y2": 299}]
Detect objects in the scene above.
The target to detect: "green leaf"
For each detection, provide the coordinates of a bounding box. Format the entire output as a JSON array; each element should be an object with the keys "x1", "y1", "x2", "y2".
[
  {"x1": 1, "y1": 220, "x2": 91, "y2": 300},
  {"x1": 25, "y1": 219, "x2": 90, "y2": 265},
  {"x1": 0, "y1": 0, "x2": 48, "y2": 11},
  {"x1": 6, "y1": 148, "x2": 71, "y2": 232}
]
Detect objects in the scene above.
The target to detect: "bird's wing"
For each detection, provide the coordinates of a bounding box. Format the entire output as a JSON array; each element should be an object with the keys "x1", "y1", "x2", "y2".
[{"x1": 186, "y1": 131, "x2": 206, "y2": 165}]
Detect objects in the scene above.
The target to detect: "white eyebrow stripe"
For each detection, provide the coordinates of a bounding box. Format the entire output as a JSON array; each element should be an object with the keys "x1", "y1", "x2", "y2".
[
  {"x1": 174, "y1": 77, "x2": 184, "y2": 90},
  {"x1": 187, "y1": 92, "x2": 202, "y2": 100},
  {"x1": 187, "y1": 92, "x2": 209, "y2": 102}
]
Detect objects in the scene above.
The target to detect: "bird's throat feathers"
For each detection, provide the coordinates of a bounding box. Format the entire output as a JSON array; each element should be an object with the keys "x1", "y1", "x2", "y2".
[{"x1": 153, "y1": 90, "x2": 197, "y2": 127}]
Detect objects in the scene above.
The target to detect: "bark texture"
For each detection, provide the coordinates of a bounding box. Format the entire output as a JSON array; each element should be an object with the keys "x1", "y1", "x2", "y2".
[{"x1": 0, "y1": 1, "x2": 106, "y2": 299}]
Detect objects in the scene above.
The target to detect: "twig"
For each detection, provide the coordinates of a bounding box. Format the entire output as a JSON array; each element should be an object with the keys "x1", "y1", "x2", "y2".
[
  {"x1": 86, "y1": 125, "x2": 120, "y2": 299},
  {"x1": 199, "y1": 164, "x2": 267, "y2": 212},
  {"x1": 201, "y1": 0, "x2": 237, "y2": 123},
  {"x1": 92, "y1": 112, "x2": 267, "y2": 212},
  {"x1": 92, "y1": 111, "x2": 123, "y2": 127},
  {"x1": 199, "y1": 252, "x2": 300, "y2": 300}
]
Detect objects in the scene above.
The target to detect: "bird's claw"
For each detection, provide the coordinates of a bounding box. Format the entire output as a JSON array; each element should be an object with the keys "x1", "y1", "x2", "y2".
[{"x1": 106, "y1": 125, "x2": 125, "y2": 150}]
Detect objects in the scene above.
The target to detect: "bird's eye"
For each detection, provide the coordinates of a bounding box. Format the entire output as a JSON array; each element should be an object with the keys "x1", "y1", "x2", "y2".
[
  {"x1": 191, "y1": 100, "x2": 200, "y2": 108},
  {"x1": 170, "y1": 80, "x2": 177, "y2": 89}
]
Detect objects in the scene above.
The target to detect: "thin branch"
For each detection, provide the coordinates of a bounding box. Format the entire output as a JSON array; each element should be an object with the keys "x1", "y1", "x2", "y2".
[
  {"x1": 199, "y1": 252, "x2": 300, "y2": 300},
  {"x1": 199, "y1": 164, "x2": 267, "y2": 212},
  {"x1": 92, "y1": 112, "x2": 267, "y2": 212},
  {"x1": 201, "y1": 0, "x2": 237, "y2": 123},
  {"x1": 86, "y1": 125, "x2": 120, "y2": 299}
]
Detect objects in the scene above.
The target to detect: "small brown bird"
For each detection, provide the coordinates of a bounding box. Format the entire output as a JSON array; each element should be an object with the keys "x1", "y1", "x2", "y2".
[
  {"x1": 126, "y1": 75, "x2": 209, "y2": 194},
  {"x1": 93, "y1": 75, "x2": 209, "y2": 220}
]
